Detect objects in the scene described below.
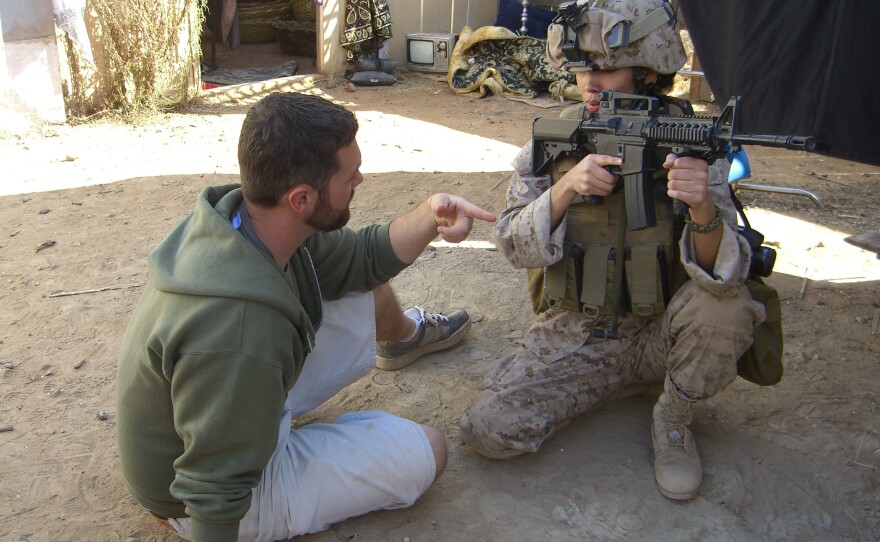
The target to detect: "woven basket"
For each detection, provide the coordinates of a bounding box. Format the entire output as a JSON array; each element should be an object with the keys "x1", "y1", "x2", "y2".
[
  {"x1": 240, "y1": 20, "x2": 279, "y2": 43},
  {"x1": 238, "y1": 2, "x2": 289, "y2": 21},
  {"x1": 272, "y1": 20, "x2": 316, "y2": 56},
  {"x1": 291, "y1": 0, "x2": 316, "y2": 21}
]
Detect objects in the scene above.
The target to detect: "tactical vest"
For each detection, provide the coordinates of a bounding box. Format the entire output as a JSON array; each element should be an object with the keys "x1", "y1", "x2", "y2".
[{"x1": 542, "y1": 99, "x2": 690, "y2": 318}]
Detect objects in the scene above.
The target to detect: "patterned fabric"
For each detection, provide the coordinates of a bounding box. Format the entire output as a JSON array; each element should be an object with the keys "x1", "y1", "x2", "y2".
[
  {"x1": 460, "y1": 281, "x2": 761, "y2": 457},
  {"x1": 341, "y1": 0, "x2": 392, "y2": 61},
  {"x1": 448, "y1": 26, "x2": 579, "y2": 100}
]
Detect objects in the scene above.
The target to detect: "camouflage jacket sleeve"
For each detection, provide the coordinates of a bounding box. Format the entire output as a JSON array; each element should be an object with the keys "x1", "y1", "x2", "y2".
[
  {"x1": 678, "y1": 159, "x2": 753, "y2": 296},
  {"x1": 491, "y1": 142, "x2": 568, "y2": 269}
]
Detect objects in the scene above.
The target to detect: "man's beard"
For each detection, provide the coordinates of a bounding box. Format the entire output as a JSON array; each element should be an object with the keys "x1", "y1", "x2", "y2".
[{"x1": 305, "y1": 188, "x2": 353, "y2": 232}]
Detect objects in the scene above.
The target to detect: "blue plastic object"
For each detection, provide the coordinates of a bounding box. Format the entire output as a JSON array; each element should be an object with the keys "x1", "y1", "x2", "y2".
[{"x1": 727, "y1": 147, "x2": 751, "y2": 182}]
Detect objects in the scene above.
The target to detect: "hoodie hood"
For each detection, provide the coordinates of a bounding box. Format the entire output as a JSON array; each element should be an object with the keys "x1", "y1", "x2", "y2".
[{"x1": 148, "y1": 185, "x2": 317, "y2": 348}]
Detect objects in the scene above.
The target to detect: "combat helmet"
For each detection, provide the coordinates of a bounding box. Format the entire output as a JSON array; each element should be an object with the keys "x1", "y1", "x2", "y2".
[{"x1": 547, "y1": 0, "x2": 686, "y2": 75}]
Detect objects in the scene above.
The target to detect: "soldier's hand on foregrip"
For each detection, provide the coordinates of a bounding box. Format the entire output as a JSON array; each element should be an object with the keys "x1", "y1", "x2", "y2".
[
  {"x1": 663, "y1": 153, "x2": 711, "y2": 216},
  {"x1": 431, "y1": 194, "x2": 497, "y2": 243}
]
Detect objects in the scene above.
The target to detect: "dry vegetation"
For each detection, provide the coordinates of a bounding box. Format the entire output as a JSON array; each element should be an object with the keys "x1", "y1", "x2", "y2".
[{"x1": 60, "y1": 0, "x2": 205, "y2": 119}]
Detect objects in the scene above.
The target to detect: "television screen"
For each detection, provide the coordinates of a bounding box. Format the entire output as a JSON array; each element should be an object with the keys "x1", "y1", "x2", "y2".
[{"x1": 409, "y1": 40, "x2": 434, "y2": 65}]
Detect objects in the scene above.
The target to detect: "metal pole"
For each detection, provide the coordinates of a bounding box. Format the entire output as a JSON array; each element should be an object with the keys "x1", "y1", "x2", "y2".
[{"x1": 450, "y1": 0, "x2": 455, "y2": 34}]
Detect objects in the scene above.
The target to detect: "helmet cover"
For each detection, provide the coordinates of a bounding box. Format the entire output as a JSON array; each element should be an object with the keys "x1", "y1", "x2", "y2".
[{"x1": 547, "y1": 0, "x2": 686, "y2": 75}]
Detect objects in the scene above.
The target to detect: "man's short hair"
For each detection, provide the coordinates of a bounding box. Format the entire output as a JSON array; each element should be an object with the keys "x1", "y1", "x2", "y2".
[{"x1": 238, "y1": 92, "x2": 359, "y2": 207}]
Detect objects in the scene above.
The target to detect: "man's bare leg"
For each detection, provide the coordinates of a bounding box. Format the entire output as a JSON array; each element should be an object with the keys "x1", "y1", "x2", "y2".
[{"x1": 373, "y1": 283, "x2": 417, "y2": 342}]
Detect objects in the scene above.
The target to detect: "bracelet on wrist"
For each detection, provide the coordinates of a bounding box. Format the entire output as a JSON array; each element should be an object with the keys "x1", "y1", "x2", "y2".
[{"x1": 684, "y1": 205, "x2": 723, "y2": 234}]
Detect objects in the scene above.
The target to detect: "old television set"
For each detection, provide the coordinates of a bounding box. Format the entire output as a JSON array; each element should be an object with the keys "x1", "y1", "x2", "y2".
[{"x1": 406, "y1": 33, "x2": 457, "y2": 73}]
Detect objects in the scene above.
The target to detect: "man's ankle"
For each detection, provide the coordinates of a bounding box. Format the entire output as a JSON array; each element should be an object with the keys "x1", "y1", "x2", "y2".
[{"x1": 395, "y1": 310, "x2": 420, "y2": 343}]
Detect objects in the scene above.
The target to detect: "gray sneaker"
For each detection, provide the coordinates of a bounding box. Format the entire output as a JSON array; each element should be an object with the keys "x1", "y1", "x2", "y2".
[{"x1": 376, "y1": 307, "x2": 471, "y2": 370}]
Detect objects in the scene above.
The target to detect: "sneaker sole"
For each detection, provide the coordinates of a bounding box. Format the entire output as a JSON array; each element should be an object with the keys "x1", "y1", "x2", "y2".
[{"x1": 376, "y1": 318, "x2": 472, "y2": 371}]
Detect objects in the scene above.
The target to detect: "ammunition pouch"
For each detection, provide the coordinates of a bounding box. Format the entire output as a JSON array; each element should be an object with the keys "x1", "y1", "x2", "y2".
[
  {"x1": 736, "y1": 275, "x2": 784, "y2": 386},
  {"x1": 625, "y1": 244, "x2": 670, "y2": 317},
  {"x1": 544, "y1": 191, "x2": 677, "y2": 318}
]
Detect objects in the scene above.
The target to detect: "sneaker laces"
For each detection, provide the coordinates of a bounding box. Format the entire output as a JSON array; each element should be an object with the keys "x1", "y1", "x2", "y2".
[{"x1": 412, "y1": 306, "x2": 451, "y2": 327}]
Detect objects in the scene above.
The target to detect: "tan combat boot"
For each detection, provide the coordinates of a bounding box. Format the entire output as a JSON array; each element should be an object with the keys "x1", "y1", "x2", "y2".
[{"x1": 651, "y1": 376, "x2": 702, "y2": 500}]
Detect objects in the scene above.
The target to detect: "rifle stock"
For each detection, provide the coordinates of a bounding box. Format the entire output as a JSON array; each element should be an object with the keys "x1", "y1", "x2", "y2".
[{"x1": 533, "y1": 91, "x2": 816, "y2": 230}]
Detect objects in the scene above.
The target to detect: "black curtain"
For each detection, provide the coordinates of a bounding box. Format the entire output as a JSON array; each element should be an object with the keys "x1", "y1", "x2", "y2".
[
  {"x1": 677, "y1": 0, "x2": 880, "y2": 166},
  {"x1": 495, "y1": 0, "x2": 556, "y2": 39}
]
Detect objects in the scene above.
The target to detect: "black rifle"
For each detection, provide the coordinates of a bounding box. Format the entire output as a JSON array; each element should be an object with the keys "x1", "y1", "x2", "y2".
[{"x1": 533, "y1": 91, "x2": 816, "y2": 230}]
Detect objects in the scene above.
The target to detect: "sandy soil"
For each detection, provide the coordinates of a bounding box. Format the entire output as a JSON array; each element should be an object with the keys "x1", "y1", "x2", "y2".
[{"x1": 1, "y1": 64, "x2": 879, "y2": 542}]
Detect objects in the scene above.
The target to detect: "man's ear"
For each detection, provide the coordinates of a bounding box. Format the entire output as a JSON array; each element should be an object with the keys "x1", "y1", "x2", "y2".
[
  {"x1": 285, "y1": 184, "x2": 316, "y2": 217},
  {"x1": 644, "y1": 69, "x2": 658, "y2": 84}
]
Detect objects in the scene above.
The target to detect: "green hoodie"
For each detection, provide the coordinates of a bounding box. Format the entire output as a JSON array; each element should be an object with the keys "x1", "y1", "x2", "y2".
[{"x1": 116, "y1": 185, "x2": 407, "y2": 541}]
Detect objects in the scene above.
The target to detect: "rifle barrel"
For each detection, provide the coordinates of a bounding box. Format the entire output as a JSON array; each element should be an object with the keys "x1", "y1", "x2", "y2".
[{"x1": 734, "y1": 134, "x2": 816, "y2": 152}]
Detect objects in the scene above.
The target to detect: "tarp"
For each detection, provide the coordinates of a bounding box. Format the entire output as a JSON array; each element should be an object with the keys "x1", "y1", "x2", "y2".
[{"x1": 677, "y1": 0, "x2": 880, "y2": 167}]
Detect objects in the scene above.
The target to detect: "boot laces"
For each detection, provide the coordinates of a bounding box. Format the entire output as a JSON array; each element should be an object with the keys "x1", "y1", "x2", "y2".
[{"x1": 667, "y1": 428, "x2": 686, "y2": 446}]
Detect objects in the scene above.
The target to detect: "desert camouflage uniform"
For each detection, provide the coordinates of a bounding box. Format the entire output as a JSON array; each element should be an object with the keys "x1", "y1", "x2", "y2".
[{"x1": 460, "y1": 131, "x2": 766, "y2": 458}]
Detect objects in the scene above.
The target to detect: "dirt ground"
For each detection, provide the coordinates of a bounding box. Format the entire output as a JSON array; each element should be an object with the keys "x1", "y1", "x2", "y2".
[{"x1": 1, "y1": 52, "x2": 879, "y2": 542}]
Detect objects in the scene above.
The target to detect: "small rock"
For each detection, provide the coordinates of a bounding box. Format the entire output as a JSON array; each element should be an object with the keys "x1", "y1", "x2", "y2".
[
  {"x1": 39, "y1": 208, "x2": 51, "y2": 214},
  {"x1": 73, "y1": 359, "x2": 86, "y2": 369},
  {"x1": 97, "y1": 411, "x2": 109, "y2": 421},
  {"x1": 344, "y1": 82, "x2": 357, "y2": 92},
  {"x1": 0, "y1": 425, "x2": 13, "y2": 432},
  {"x1": 854, "y1": 315, "x2": 867, "y2": 324},
  {"x1": 35, "y1": 240, "x2": 56, "y2": 253},
  {"x1": 617, "y1": 514, "x2": 644, "y2": 531},
  {"x1": 49, "y1": 388, "x2": 61, "y2": 397}
]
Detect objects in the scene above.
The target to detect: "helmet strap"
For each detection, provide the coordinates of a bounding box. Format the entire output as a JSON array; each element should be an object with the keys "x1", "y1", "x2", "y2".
[{"x1": 633, "y1": 67, "x2": 655, "y2": 95}]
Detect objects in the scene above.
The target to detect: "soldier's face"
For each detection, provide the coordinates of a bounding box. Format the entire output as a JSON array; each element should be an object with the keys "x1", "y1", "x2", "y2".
[{"x1": 576, "y1": 68, "x2": 654, "y2": 112}]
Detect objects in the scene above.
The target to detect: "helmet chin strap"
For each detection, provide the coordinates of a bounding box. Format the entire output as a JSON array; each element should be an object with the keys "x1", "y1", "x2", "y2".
[{"x1": 633, "y1": 67, "x2": 656, "y2": 95}]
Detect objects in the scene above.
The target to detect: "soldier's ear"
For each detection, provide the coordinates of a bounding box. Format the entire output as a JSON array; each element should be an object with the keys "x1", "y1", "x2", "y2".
[{"x1": 644, "y1": 69, "x2": 658, "y2": 84}]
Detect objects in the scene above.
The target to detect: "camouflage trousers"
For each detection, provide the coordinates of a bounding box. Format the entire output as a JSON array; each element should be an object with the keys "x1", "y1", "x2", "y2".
[{"x1": 460, "y1": 281, "x2": 764, "y2": 458}]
